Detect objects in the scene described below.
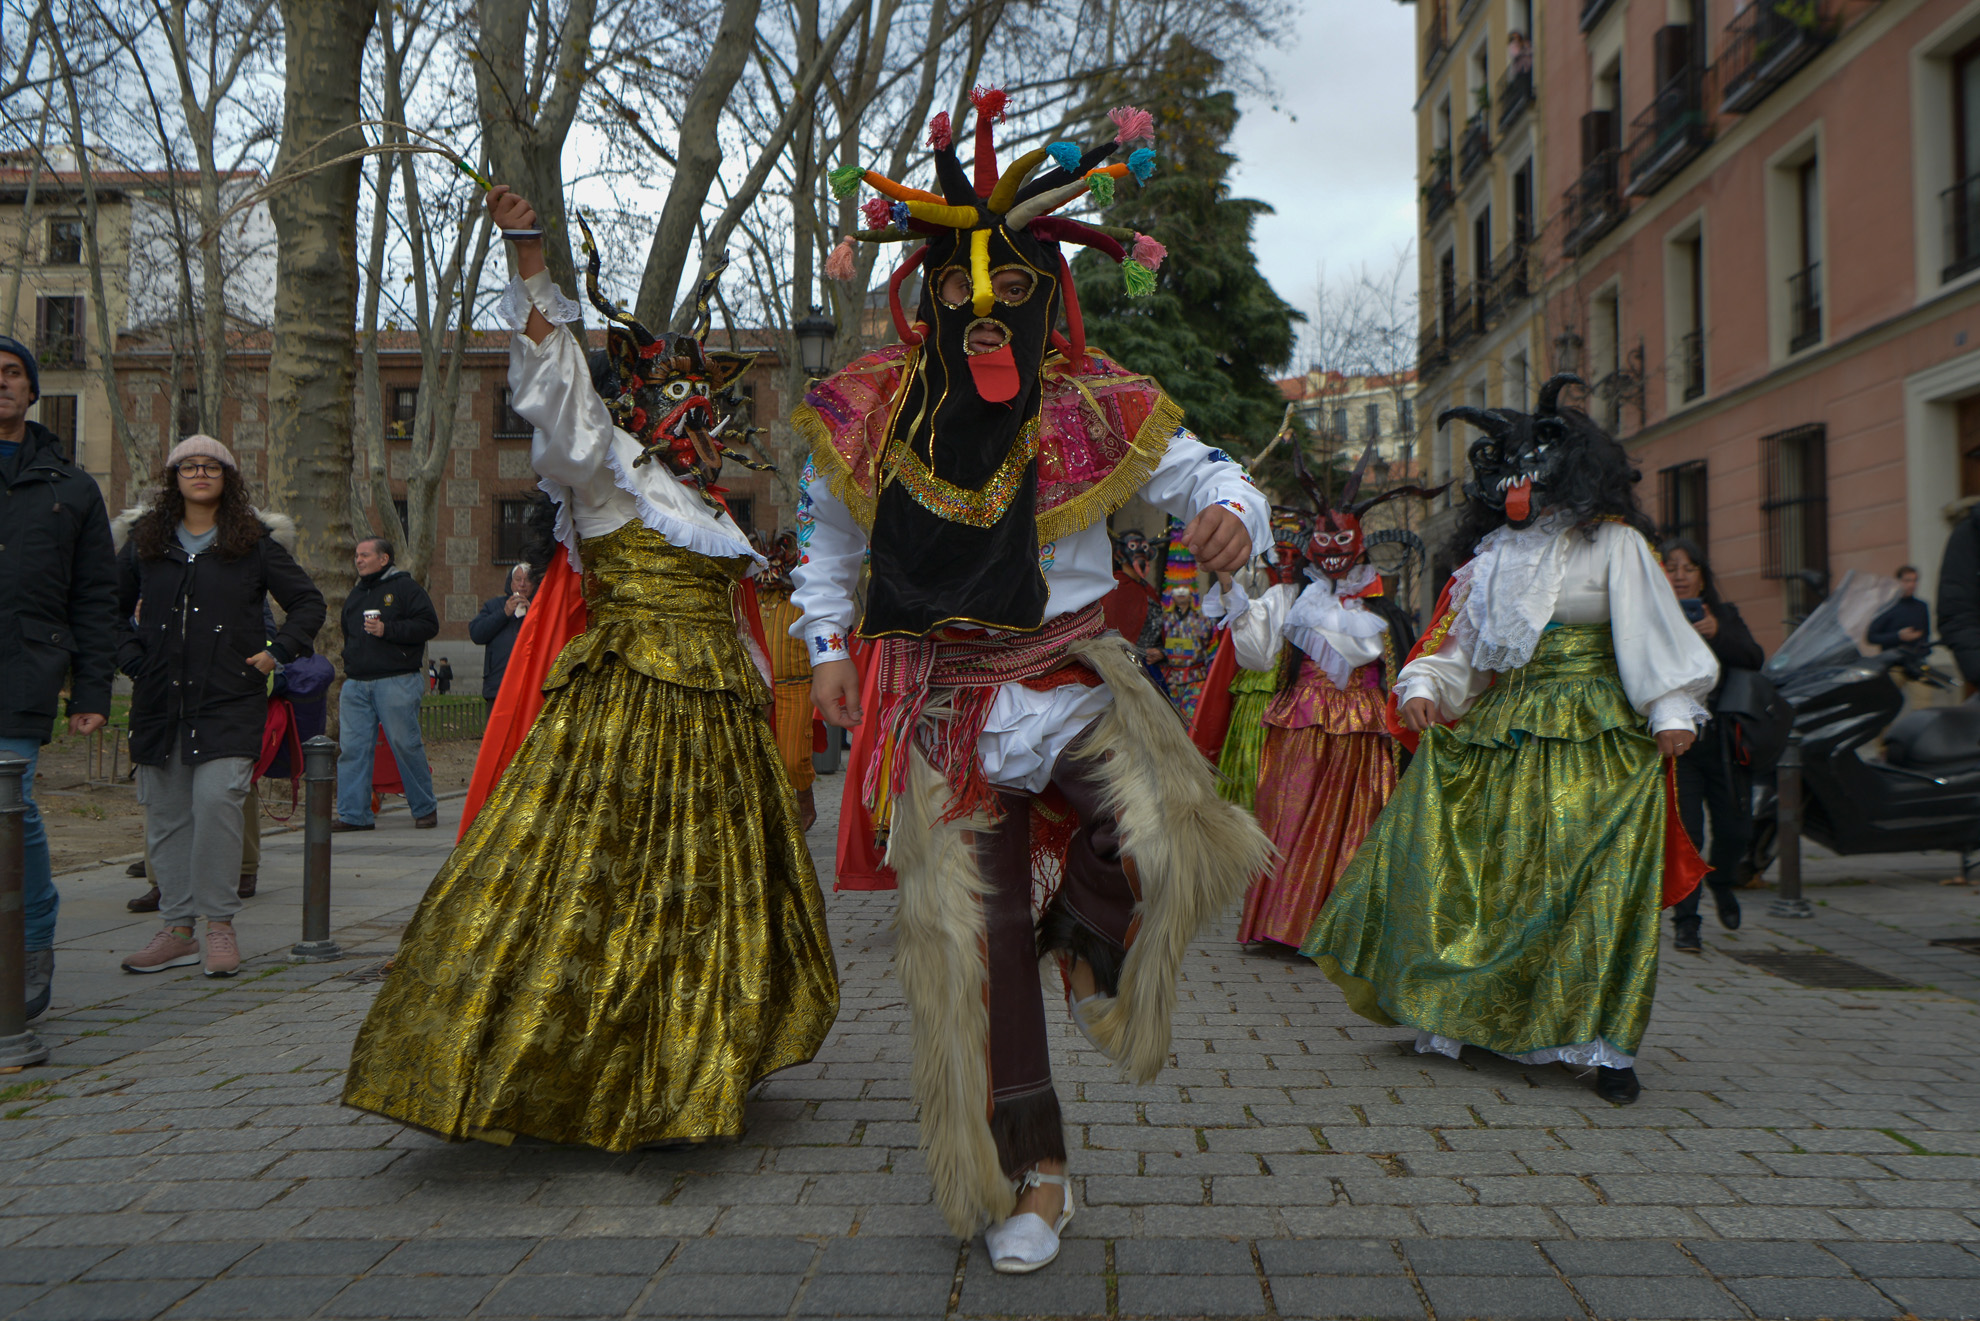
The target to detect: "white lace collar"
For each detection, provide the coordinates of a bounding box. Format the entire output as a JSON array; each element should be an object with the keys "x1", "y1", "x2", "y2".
[
  {"x1": 1451, "y1": 512, "x2": 1574, "y2": 672},
  {"x1": 1285, "y1": 564, "x2": 1389, "y2": 687}
]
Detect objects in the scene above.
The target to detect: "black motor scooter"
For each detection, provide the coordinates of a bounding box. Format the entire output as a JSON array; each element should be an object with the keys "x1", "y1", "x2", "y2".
[{"x1": 1745, "y1": 572, "x2": 1980, "y2": 883}]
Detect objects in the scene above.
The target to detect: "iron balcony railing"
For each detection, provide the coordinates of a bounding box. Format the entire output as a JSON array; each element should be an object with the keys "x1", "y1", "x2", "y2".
[
  {"x1": 1679, "y1": 330, "x2": 1705, "y2": 402},
  {"x1": 1719, "y1": 0, "x2": 1834, "y2": 115},
  {"x1": 1788, "y1": 263, "x2": 1822, "y2": 353},
  {"x1": 1424, "y1": 4, "x2": 1451, "y2": 78},
  {"x1": 1444, "y1": 286, "x2": 1482, "y2": 352},
  {"x1": 1942, "y1": 172, "x2": 1980, "y2": 285},
  {"x1": 1497, "y1": 66, "x2": 1534, "y2": 131},
  {"x1": 1488, "y1": 242, "x2": 1532, "y2": 315},
  {"x1": 1424, "y1": 150, "x2": 1455, "y2": 221},
  {"x1": 1581, "y1": 0, "x2": 1619, "y2": 32},
  {"x1": 1563, "y1": 151, "x2": 1624, "y2": 257},
  {"x1": 1626, "y1": 65, "x2": 1712, "y2": 197},
  {"x1": 1417, "y1": 325, "x2": 1450, "y2": 380},
  {"x1": 1458, "y1": 112, "x2": 1491, "y2": 183}
]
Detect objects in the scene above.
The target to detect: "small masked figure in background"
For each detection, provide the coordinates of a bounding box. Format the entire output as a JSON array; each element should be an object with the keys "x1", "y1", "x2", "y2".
[
  {"x1": 1205, "y1": 440, "x2": 1442, "y2": 947},
  {"x1": 1300, "y1": 376, "x2": 1720, "y2": 1107}
]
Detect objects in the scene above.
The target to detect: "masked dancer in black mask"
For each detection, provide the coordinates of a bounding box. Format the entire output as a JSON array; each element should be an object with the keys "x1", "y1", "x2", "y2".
[
  {"x1": 1300, "y1": 379, "x2": 1719, "y2": 1106},
  {"x1": 792, "y1": 91, "x2": 1273, "y2": 1271}
]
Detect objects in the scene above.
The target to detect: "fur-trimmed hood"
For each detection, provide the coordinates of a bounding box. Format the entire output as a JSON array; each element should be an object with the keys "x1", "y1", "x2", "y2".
[{"x1": 110, "y1": 505, "x2": 298, "y2": 554}]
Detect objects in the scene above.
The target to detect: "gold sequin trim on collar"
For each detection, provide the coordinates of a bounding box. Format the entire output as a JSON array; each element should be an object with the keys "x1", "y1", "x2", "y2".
[{"x1": 881, "y1": 418, "x2": 1040, "y2": 528}]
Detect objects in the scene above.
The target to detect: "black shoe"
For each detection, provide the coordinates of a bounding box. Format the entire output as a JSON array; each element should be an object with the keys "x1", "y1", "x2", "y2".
[
  {"x1": 1673, "y1": 916, "x2": 1702, "y2": 952},
  {"x1": 1595, "y1": 1066, "x2": 1641, "y2": 1105},
  {"x1": 1711, "y1": 884, "x2": 1742, "y2": 931},
  {"x1": 330, "y1": 820, "x2": 375, "y2": 833},
  {"x1": 125, "y1": 860, "x2": 148, "y2": 878},
  {"x1": 413, "y1": 813, "x2": 438, "y2": 830},
  {"x1": 126, "y1": 885, "x2": 161, "y2": 913},
  {"x1": 237, "y1": 873, "x2": 257, "y2": 899}
]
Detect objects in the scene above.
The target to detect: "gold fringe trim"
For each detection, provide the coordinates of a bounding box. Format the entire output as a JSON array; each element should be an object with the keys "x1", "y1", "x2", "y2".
[
  {"x1": 1033, "y1": 392, "x2": 1183, "y2": 546},
  {"x1": 790, "y1": 401, "x2": 880, "y2": 532}
]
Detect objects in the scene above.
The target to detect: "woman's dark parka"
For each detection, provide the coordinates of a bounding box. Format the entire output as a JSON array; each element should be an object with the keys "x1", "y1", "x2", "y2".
[{"x1": 115, "y1": 514, "x2": 326, "y2": 767}]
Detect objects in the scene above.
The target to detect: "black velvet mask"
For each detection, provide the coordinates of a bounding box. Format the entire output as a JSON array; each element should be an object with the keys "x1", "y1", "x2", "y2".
[{"x1": 859, "y1": 222, "x2": 1065, "y2": 638}]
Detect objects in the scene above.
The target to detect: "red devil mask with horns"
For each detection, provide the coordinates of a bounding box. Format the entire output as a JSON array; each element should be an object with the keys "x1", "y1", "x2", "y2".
[{"x1": 1286, "y1": 437, "x2": 1452, "y2": 583}]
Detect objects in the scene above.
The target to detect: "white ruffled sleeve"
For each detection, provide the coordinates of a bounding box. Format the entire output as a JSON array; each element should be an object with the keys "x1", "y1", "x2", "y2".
[
  {"x1": 789, "y1": 455, "x2": 866, "y2": 664},
  {"x1": 1228, "y1": 583, "x2": 1296, "y2": 671},
  {"x1": 1606, "y1": 524, "x2": 1719, "y2": 731},
  {"x1": 1393, "y1": 592, "x2": 1494, "y2": 720}
]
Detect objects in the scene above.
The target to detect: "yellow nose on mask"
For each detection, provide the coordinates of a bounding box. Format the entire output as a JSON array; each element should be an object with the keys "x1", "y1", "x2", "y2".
[{"x1": 970, "y1": 229, "x2": 994, "y2": 317}]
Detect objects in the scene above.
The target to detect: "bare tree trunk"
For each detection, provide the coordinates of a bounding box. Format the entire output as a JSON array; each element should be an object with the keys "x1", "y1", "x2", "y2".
[
  {"x1": 3, "y1": 99, "x2": 50, "y2": 343},
  {"x1": 632, "y1": 0, "x2": 764, "y2": 327},
  {"x1": 47, "y1": 15, "x2": 144, "y2": 486},
  {"x1": 473, "y1": 0, "x2": 594, "y2": 296},
  {"x1": 267, "y1": 0, "x2": 376, "y2": 696}
]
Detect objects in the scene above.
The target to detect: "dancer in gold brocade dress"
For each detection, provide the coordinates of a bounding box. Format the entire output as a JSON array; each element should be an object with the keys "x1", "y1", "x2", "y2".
[{"x1": 342, "y1": 188, "x2": 838, "y2": 1150}]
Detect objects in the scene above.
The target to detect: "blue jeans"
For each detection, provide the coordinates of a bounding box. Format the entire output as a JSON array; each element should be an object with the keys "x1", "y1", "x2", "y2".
[
  {"x1": 0, "y1": 737, "x2": 56, "y2": 952},
  {"x1": 336, "y1": 672, "x2": 438, "y2": 825}
]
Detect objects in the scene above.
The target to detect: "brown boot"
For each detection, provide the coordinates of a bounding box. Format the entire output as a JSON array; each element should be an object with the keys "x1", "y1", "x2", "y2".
[
  {"x1": 796, "y1": 788, "x2": 817, "y2": 833},
  {"x1": 237, "y1": 873, "x2": 257, "y2": 899},
  {"x1": 126, "y1": 886, "x2": 161, "y2": 913}
]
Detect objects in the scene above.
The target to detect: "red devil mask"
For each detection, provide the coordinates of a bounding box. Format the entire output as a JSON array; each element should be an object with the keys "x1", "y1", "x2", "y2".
[{"x1": 1306, "y1": 511, "x2": 1367, "y2": 581}]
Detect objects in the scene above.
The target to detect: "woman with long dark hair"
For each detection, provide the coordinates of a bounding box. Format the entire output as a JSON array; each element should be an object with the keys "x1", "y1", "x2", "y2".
[
  {"x1": 1302, "y1": 380, "x2": 1720, "y2": 1105},
  {"x1": 115, "y1": 437, "x2": 324, "y2": 978},
  {"x1": 1660, "y1": 538, "x2": 1764, "y2": 949}
]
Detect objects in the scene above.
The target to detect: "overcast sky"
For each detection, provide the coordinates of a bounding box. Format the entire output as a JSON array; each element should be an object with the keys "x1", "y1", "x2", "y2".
[{"x1": 1228, "y1": 0, "x2": 1419, "y2": 366}]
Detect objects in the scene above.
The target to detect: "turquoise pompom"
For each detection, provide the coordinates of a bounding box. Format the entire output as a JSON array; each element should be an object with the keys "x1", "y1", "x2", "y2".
[
  {"x1": 1127, "y1": 148, "x2": 1157, "y2": 182},
  {"x1": 1047, "y1": 142, "x2": 1083, "y2": 173}
]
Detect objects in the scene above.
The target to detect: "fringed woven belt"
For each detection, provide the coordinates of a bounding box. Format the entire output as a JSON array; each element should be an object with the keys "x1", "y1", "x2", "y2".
[{"x1": 864, "y1": 604, "x2": 1109, "y2": 825}]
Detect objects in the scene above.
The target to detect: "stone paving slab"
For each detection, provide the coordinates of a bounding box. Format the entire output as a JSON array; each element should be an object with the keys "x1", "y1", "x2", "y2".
[{"x1": 4, "y1": 787, "x2": 1980, "y2": 1317}]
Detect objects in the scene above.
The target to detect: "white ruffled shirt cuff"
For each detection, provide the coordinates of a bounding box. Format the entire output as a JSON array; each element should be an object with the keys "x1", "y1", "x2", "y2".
[
  {"x1": 1202, "y1": 579, "x2": 1250, "y2": 624},
  {"x1": 1648, "y1": 691, "x2": 1710, "y2": 734},
  {"x1": 499, "y1": 269, "x2": 584, "y2": 333}
]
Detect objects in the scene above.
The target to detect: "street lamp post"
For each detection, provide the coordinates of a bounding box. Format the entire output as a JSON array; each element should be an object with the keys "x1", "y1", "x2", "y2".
[{"x1": 793, "y1": 306, "x2": 839, "y2": 380}]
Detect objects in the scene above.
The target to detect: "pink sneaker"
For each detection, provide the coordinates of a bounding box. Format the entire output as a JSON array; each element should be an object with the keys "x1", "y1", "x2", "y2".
[
  {"x1": 203, "y1": 924, "x2": 241, "y2": 978},
  {"x1": 121, "y1": 928, "x2": 200, "y2": 974}
]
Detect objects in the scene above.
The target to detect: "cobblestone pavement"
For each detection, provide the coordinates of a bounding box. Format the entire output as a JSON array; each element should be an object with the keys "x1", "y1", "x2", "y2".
[{"x1": 4, "y1": 777, "x2": 1980, "y2": 1320}]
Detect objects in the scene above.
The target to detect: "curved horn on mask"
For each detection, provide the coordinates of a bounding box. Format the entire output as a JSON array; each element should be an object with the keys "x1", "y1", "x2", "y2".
[
  {"x1": 1288, "y1": 427, "x2": 1332, "y2": 516},
  {"x1": 987, "y1": 148, "x2": 1052, "y2": 214},
  {"x1": 1364, "y1": 526, "x2": 1428, "y2": 563},
  {"x1": 575, "y1": 211, "x2": 655, "y2": 347},
  {"x1": 1348, "y1": 480, "x2": 1455, "y2": 520},
  {"x1": 1435, "y1": 405, "x2": 1512, "y2": 436},
  {"x1": 1536, "y1": 372, "x2": 1585, "y2": 415},
  {"x1": 1338, "y1": 438, "x2": 1380, "y2": 508},
  {"x1": 688, "y1": 252, "x2": 730, "y2": 345},
  {"x1": 1005, "y1": 177, "x2": 1093, "y2": 231}
]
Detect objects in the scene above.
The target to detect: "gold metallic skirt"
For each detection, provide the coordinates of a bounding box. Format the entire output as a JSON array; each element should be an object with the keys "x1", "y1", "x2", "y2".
[
  {"x1": 343, "y1": 523, "x2": 840, "y2": 1149},
  {"x1": 1300, "y1": 624, "x2": 1665, "y2": 1059}
]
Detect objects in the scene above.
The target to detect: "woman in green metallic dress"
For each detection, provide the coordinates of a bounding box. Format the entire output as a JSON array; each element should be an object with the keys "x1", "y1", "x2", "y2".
[
  {"x1": 342, "y1": 189, "x2": 838, "y2": 1149},
  {"x1": 1301, "y1": 379, "x2": 1716, "y2": 1104}
]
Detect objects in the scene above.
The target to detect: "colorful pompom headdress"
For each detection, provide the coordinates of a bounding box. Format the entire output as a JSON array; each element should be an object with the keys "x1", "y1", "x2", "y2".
[{"x1": 822, "y1": 88, "x2": 1167, "y2": 365}]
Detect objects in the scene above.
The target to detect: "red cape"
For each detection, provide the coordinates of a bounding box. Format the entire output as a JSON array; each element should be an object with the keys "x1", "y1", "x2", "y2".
[
  {"x1": 458, "y1": 553, "x2": 589, "y2": 841},
  {"x1": 1187, "y1": 630, "x2": 1240, "y2": 762},
  {"x1": 833, "y1": 640, "x2": 897, "y2": 890}
]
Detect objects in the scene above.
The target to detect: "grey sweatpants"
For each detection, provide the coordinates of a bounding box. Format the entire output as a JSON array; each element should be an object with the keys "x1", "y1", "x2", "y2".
[{"x1": 137, "y1": 751, "x2": 254, "y2": 925}]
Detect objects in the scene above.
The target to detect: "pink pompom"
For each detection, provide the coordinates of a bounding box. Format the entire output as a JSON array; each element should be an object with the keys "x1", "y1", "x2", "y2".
[
  {"x1": 927, "y1": 111, "x2": 952, "y2": 149},
  {"x1": 1109, "y1": 105, "x2": 1154, "y2": 146},
  {"x1": 1131, "y1": 234, "x2": 1167, "y2": 270},
  {"x1": 970, "y1": 87, "x2": 1010, "y2": 123},
  {"x1": 861, "y1": 197, "x2": 892, "y2": 229},
  {"x1": 824, "y1": 236, "x2": 857, "y2": 282}
]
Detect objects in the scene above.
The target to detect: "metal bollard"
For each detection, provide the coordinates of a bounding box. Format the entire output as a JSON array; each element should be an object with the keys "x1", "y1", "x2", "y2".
[
  {"x1": 291, "y1": 736, "x2": 344, "y2": 962},
  {"x1": 0, "y1": 753, "x2": 50, "y2": 1069},
  {"x1": 1768, "y1": 735, "x2": 1814, "y2": 919}
]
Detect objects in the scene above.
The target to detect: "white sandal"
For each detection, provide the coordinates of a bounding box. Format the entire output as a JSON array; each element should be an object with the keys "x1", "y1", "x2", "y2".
[{"x1": 985, "y1": 1170, "x2": 1075, "y2": 1274}]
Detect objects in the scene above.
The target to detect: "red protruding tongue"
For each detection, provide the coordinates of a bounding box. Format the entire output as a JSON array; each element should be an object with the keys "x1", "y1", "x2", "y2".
[
  {"x1": 968, "y1": 344, "x2": 1021, "y2": 403},
  {"x1": 1505, "y1": 477, "x2": 1532, "y2": 522}
]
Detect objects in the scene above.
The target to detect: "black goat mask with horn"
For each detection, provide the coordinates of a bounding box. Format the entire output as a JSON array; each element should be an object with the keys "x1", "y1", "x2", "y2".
[{"x1": 1438, "y1": 373, "x2": 1584, "y2": 531}]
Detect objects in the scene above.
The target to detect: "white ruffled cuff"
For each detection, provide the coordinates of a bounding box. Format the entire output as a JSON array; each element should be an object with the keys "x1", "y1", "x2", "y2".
[
  {"x1": 1648, "y1": 691, "x2": 1710, "y2": 734},
  {"x1": 498, "y1": 271, "x2": 584, "y2": 333},
  {"x1": 1202, "y1": 579, "x2": 1249, "y2": 624}
]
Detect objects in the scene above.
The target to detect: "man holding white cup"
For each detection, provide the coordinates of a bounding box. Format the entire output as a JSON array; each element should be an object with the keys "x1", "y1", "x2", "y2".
[{"x1": 335, "y1": 536, "x2": 441, "y2": 830}]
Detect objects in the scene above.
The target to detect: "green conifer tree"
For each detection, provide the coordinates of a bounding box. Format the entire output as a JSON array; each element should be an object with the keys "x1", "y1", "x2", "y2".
[{"x1": 1071, "y1": 42, "x2": 1304, "y2": 452}]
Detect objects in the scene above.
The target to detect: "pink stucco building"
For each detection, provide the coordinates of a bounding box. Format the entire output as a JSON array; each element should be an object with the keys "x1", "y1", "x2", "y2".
[{"x1": 1415, "y1": 0, "x2": 1980, "y2": 650}]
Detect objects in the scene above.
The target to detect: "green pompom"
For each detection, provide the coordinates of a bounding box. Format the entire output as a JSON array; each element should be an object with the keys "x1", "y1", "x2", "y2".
[
  {"x1": 828, "y1": 165, "x2": 866, "y2": 199},
  {"x1": 1086, "y1": 172, "x2": 1115, "y2": 208},
  {"x1": 1122, "y1": 259, "x2": 1156, "y2": 297}
]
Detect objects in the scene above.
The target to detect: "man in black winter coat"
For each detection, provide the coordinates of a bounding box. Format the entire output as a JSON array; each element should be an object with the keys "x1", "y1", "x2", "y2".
[
  {"x1": 1940, "y1": 507, "x2": 1980, "y2": 693},
  {"x1": 335, "y1": 538, "x2": 441, "y2": 830},
  {"x1": 0, "y1": 336, "x2": 117, "y2": 1021}
]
